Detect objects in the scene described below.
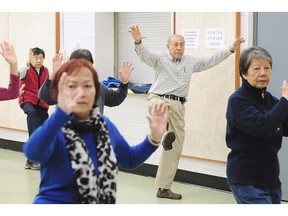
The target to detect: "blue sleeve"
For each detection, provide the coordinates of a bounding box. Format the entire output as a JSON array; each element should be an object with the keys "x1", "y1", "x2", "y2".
[
  {"x1": 103, "y1": 116, "x2": 158, "y2": 170},
  {"x1": 23, "y1": 108, "x2": 72, "y2": 163}
]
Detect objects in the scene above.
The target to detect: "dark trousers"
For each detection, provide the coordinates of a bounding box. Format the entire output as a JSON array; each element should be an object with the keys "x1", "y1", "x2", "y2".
[{"x1": 21, "y1": 102, "x2": 49, "y2": 164}]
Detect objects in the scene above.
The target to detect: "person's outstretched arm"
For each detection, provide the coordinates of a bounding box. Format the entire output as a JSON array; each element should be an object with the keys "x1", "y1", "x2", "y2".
[
  {"x1": 38, "y1": 53, "x2": 62, "y2": 105},
  {"x1": 0, "y1": 41, "x2": 19, "y2": 101},
  {"x1": 129, "y1": 25, "x2": 146, "y2": 45},
  {"x1": 38, "y1": 78, "x2": 57, "y2": 105},
  {"x1": 229, "y1": 36, "x2": 246, "y2": 52},
  {"x1": 104, "y1": 61, "x2": 134, "y2": 107},
  {"x1": 109, "y1": 102, "x2": 169, "y2": 169}
]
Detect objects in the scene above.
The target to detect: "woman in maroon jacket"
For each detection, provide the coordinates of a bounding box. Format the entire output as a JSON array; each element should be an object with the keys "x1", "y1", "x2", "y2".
[{"x1": 0, "y1": 41, "x2": 19, "y2": 101}]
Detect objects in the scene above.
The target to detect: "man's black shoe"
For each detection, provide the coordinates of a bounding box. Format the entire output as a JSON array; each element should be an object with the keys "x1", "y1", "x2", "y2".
[{"x1": 162, "y1": 131, "x2": 175, "y2": 151}]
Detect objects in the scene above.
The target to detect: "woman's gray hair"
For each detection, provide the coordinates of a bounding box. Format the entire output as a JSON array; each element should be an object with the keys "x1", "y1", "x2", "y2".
[{"x1": 239, "y1": 46, "x2": 272, "y2": 78}]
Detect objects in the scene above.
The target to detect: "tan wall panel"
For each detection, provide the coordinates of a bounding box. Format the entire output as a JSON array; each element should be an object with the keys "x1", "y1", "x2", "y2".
[
  {"x1": 175, "y1": 12, "x2": 236, "y2": 162},
  {"x1": 0, "y1": 12, "x2": 56, "y2": 131}
]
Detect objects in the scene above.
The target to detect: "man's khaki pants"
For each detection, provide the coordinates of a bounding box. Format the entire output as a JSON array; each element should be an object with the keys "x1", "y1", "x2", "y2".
[{"x1": 147, "y1": 93, "x2": 185, "y2": 189}]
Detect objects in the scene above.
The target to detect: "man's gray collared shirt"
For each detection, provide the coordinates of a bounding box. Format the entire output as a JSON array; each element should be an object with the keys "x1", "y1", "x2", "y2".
[{"x1": 135, "y1": 43, "x2": 233, "y2": 97}]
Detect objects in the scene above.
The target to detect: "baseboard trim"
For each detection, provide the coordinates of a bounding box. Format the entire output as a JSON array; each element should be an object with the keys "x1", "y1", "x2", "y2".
[
  {"x1": 0, "y1": 138, "x2": 23, "y2": 152},
  {"x1": 0, "y1": 138, "x2": 230, "y2": 192},
  {"x1": 120, "y1": 164, "x2": 230, "y2": 192}
]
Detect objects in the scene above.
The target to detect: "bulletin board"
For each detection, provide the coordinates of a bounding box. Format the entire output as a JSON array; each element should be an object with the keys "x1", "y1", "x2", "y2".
[{"x1": 175, "y1": 12, "x2": 240, "y2": 162}]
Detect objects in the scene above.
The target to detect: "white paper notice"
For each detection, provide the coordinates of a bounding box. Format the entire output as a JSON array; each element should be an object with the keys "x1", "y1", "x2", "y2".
[
  {"x1": 205, "y1": 28, "x2": 225, "y2": 49},
  {"x1": 182, "y1": 29, "x2": 199, "y2": 49}
]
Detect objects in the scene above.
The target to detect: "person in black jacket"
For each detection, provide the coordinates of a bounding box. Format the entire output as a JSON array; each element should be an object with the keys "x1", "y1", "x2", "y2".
[
  {"x1": 225, "y1": 46, "x2": 288, "y2": 204},
  {"x1": 38, "y1": 49, "x2": 133, "y2": 114}
]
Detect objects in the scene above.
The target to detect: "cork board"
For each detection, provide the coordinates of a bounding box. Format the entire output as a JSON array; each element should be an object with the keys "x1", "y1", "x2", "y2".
[{"x1": 175, "y1": 12, "x2": 239, "y2": 162}]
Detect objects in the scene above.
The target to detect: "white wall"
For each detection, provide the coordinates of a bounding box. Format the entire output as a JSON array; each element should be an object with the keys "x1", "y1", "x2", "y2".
[{"x1": 61, "y1": 12, "x2": 115, "y2": 81}]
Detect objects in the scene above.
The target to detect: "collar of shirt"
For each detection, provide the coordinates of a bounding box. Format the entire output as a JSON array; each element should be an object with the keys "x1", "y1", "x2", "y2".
[{"x1": 168, "y1": 54, "x2": 183, "y2": 63}]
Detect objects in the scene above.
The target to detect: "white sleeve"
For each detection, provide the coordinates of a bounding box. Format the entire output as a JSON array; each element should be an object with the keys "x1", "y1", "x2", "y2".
[{"x1": 18, "y1": 63, "x2": 29, "y2": 79}]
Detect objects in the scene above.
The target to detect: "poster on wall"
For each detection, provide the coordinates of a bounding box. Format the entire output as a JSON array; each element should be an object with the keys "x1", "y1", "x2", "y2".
[
  {"x1": 181, "y1": 28, "x2": 200, "y2": 49},
  {"x1": 205, "y1": 28, "x2": 225, "y2": 49}
]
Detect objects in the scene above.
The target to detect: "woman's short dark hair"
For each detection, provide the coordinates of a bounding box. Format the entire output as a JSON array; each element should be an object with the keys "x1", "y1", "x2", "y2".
[
  {"x1": 51, "y1": 59, "x2": 100, "y2": 104},
  {"x1": 69, "y1": 49, "x2": 94, "y2": 64},
  {"x1": 239, "y1": 46, "x2": 272, "y2": 79}
]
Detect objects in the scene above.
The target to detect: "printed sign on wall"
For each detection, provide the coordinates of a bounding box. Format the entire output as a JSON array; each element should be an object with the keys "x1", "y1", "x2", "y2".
[
  {"x1": 182, "y1": 28, "x2": 200, "y2": 49},
  {"x1": 205, "y1": 28, "x2": 225, "y2": 49}
]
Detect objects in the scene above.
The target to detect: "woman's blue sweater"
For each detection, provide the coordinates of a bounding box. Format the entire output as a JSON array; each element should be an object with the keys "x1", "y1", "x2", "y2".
[{"x1": 23, "y1": 108, "x2": 158, "y2": 204}]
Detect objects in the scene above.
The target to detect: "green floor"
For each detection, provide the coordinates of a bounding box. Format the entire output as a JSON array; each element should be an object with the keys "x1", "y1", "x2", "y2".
[
  {"x1": 2, "y1": 148, "x2": 288, "y2": 215},
  {"x1": 0, "y1": 148, "x2": 236, "y2": 204}
]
